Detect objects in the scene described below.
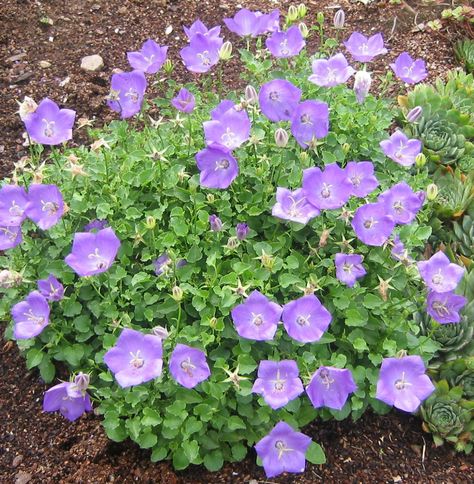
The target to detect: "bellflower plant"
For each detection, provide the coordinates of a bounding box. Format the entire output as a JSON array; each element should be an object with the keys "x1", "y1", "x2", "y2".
[
  {"x1": 271, "y1": 188, "x2": 320, "y2": 224},
  {"x1": 308, "y1": 53, "x2": 355, "y2": 88},
  {"x1": 153, "y1": 253, "x2": 172, "y2": 276},
  {"x1": 195, "y1": 147, "x2": 239, "y2": 189},
  {"x1": 37, "y1": 274, "x2": 64, "y2": 302},
  {"x1": 23, "y1": 98, "x2": 75, "y2": 146},
  {"x1": 259, "y1": 79, "x2": 301, "y2": 122},
  {"x1": 352, "y1": 202, "x2": 395, "y2": 246},
  {"x1": 252, "y1": 360, "x2": 304, "y2": 409},
  {"x1": 11, "y1": 291, "x2": 50, "y2": 339},
  {"x1": 0, "y1": 225, "x2": 22, "y2": 250},
  {"x1": 171, "y1": 88, "x2": 196, "y2": 113},
  {"x1": 290, "y1": 100, "x2": 329, "y2": 148},
  {"x1": 25, "y1": 184, "x2": 64, "y2": 230},
  {"x1": 127, "y1": 39, "x2": 168, "y2": 74},
  {"x1": 103, "y1": 328, "x2": 163, "y2": 388},
  {"x1": 180, "y1": 33, "x2": 221, "y2": 73},
  {"x1": 335, "y1": 253, "x2": 367, "y2": 288},
  {"x1": 184, "y1": 19, "x2": 221, "y2": 41},
  {"x1": 169, "y1": 344, "x2": 211, "y2": 388},
  {"x1": 417, "y1": 251, "x2": 465, "y2": 293},
  {"x1": 0, "y1": 185, "x2": 28, "y2": 226},
  {"x1": 255, "y1": 421, "x2": 311, "y2": 478},
  {"x1": 209, "y1": 214, "x2": 223, "y2": 231},
  {"x1": 426, "y1": 291, "x2": 467, "y2": 324},
  {"x1": 344, "y1": 32, "x2": 388, "y2": 62},
  {"x1": 236, "y1": 223, "x2": 249, "y2": 240},
  {"x1": 43, "y1": 381, "x2": 92, "y2": 421},
  {"x1": 376, "y1": 355, "x2": 435, "y2": 413},
  {"x1": 378, "y1": 182, "x2": 424, "y2": 225},
  {"x1": 107, "y1": 70, "x2": 147, "y2": 119},
  {"x1": 390, "y1": 52, "x2": 428, "y2": 84},
  {"x1": 266, "y1": 26, "x2": 305, "y2": 58},
  {"x1": 353, "y1": 70, "x2": 372, "y2": 104},
  {"x1": 344, "y1": 161, "x2": 379, "y2": 198},
  {"x1": 379, "y1": 130, "x2": 422, "y2": 167}
]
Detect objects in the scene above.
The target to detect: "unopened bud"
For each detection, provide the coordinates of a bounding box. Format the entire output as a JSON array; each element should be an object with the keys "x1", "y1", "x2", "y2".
[
  {"x1": 209, "y1": 317, "x2": 218, "y2": 329},
  {"x1": 171, "y1": 285, "x2": 183, "y2": 302},
  {"x1": 209, "y1": 214, "x2": 223, "y2": 232},
  {"x1": 354, "y1": 70, "x2": 372, "y2": 104},
  {"x1": 287, "y1": 5, "x2": 298, "y2": 22},
  {"x1": 152, "y1": 325, "x2": 169, "y2": 339},
  {"x1": 316, "y1": 12, "x2": 325, "y2": 24},
  {"x1": 219, "y1": 41, "x2": 233, "y2": 60},
  {"x1": 297, "y1": 3, "x2": 307, "y2": 18},
  {"x1": 406, "y1": 106, "x2": 423, "y2": 123},
  {"x1": 0, "y1": 269, "x2": 22, "y2": 289},
  {"x1": 236, "y1": 223, "x2": 249, "y2": 241},
  {"x1": 226, "y1": 236, "x2": 239, "y2": 250},
  {"x1": 299, "y1": 151, "x2": 310, "y2": 163},
  {"x1": 244, "y1": 85, "x2": 258, "y2": 105},
  {"x1": 207, "y1": 193, "x2": 215, "y2": 204},
  {"x1": 426, "y1": 183, "x2": 438, "y2": 201},
  {"x1": 275, "y1": 128, "x2": 289, "y2": 147},
  {"x1": 333, "y1": 9, "x2": 345, "y2": 29},
  {"x1": 145, "y1": 215, "x2": 156, "y2": 229},
  {"x1": 17, "y1": 96, "x2": 38, "y2": 121},
  {"x1": 163, "y1": 59, "x2": 173, "y2": 74},
  {"x1": 74, "y1": 372, "x2": 90, "y2": 392},
  {"x1": 298, "y1": 22, "x2": 309, "y2": 38},
  {"x1": 342, "y1": 143, "x2": 350, "y2": 154},
  {"x1": 415, "y1": 153, "x2": 427, "y2": 168}
]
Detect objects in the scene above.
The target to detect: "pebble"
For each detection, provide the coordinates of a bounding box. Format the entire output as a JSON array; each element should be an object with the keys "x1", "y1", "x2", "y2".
[
  {"x1": 118, "y1": 6, "x2": 127, "y2": 14},
  {"x1": 39, "y1": 61, "x2": 51, "y2": 68},
  {"x1": 6, "y1": 53, "x2": 27, "y2": 63},
  {"x1": 12, "y1": 454, "x2": 23, "y2": 467},
  {"x1": 80, "y1": 54, "x2": 104, "y2": 72},
  {"x1": 15, "y1": 471, "x2": 32, "y2": 484}
]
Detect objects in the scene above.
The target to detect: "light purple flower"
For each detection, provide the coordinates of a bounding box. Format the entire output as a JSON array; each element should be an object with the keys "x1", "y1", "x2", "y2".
[
  {"x1": 335, "y1": 253, "x2": 367, "y2": 288},
  {"x1": 65, "y1": 227, "x2": 121, "y2": 277},
  {"x1": 103, "y1": 328, "x2": 163, "y2": 388},
  {"x1": 210, "y1": 99, "x2": 236, "y2": 120},
  {"x1": 345, "y1": 161, "x2": 379, "y2": 198},
  {"x1": 380, "y1": 131, "x2": 422, "y2": 167},
  {"x1": 37, "y1": 274, "x2": 64, "y2": 302},
  {"x1": 266, "y1": 26, "x2": 305, "y2": 58},
  {"x1": 306, "y1": 366, "x2": 357, "y2": 410},
  {"x1": 84, "y1": 219, "x2": 109, "y2": 232},
  {"x1": 231, "y1": 290, "x2": 282, "y2": 341},
  {"x1": 203, "y1": 106, "x2": 250, "y2": 152},
  {"x1": 376, "y1": 355, "x2": 435, "y2": 413},
  {"x1": 25, "y1": 184, "x2": 64, "y2": 230},
  {"x1": 353, "y1": 70, "x2": 372, "y2": 104},
  {"x1": 391, "y1": 235, "x2": 413, "y2": 264},
  {"x1": 257, "y1": 9, "x2": 280, "y2": 34},
  {"x1": 344, "y1": 32, "x2": 388, "y2": 62},
  {"x1": 224, "y1": 9, "x2": 264, "y2": 37},
  {"x1": 107, "y1": 70, "x2": 147, "y2": 119},
  {"x1": 153, "y1": 253, "x2": 172, "y2": 276},
  {"x1": 0, "y1": 185, "x2": 28, "y2": 226},
  {"x1": 11, "y1": 291, "x2": 50, "y2": 339},
  {"x1": 43, "y1": 381, "x2": 92, "y2": 421},
  {"x1": 255, "y1": 421, "x2": 311, "y2": 478},
  {"x1": 352, "y1": 202, "x2": 395, "y2": 246},
  {"x1": 171, "y1": 88, "x2": 195, "y2": 113},
  {"x1": 406, "y1": 106, "x2": 423, "y2": 123},
  {"x1": 302, "y1": 163, "x2": 352, "y2": 210},
  {"x1": 390, "y1": 52, "x2": 428, "y2": 84},
  {"x1": 127, "y1": 39, "x2": 168, "y2": 74},
  {"x1": 417, "y1": 251, "x2": 465, "y2": 293},
  {"x1": 259, "y1": 79, "x2": 301, "y2": 122},
  {"x1": 209, "y1": 214, "x2": 223, "y2": 232},
  {"x1": 282, "y1": 294, "x2": 332, "y2": 343},
  {"x1": 169, "y1": 343, "x2": 211, "y2": 389},
  {"x1": 236, "y1": 223, "x2": 249, "y2": 240},
  {"x1": 184, "y1": 20, "x2": 222, "y2": 42},
  {"x1": 180, "y1": 33, "x2": 221, "y2": 73},
  {"x1": 272, "y1": 188, "x2": 320, "y2": 224},
  {"x1": 23, "y1": 98, "x2": 75, "y2": 146},
  {"x1": 427, "y1": 291, "x2": 467, "y2": 324},
  {"x1": 308, "y1": 53, "x2": 355, "y2": 87},
  {"x1": 290, "y1": 100, "x2": 329, "y2": 148},
  {"x1": 378, "y1": 182, "x2": 424, "y2": 225},
  {"x1": 0, "y1": 225, "x2": 22, "y2": 250},
  {"x1": 195, "y1": 147, "x2": 239, "y2": 190},
  {"x1": 252, "y1": 360, "x2": 304, "y2": 410}
]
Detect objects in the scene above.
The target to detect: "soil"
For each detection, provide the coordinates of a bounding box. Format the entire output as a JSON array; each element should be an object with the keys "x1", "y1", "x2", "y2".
[{"x1": 0, "y1": 0, "x2": 472, "y2": 482}]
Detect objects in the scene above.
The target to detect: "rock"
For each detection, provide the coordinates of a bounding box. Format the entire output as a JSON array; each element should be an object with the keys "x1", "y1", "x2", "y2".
[
  {"x1": 118, "y1": 6, "x2": 127, "y2": 14},
  {"x1": 6, "y1": 53, "x2": 27, "y2": 63},
  {"x1": 12, "y1": 454, "x2": 23, "y2": 467},
  {"x1": 80, "y1": 54, "x2": 104, "y2": 72},
  {"x1": 15, "y1": 471, "x2": 32, "y2": 484},
  {"x1": 11, "y1": 72, "x2": 33, "y2": 83},
  {"x1": 39, "y1": 60, "x2": 51, "y2": 68}
]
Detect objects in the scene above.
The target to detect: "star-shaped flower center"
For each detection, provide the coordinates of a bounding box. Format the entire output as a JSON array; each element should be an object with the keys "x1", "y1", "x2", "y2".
[
  {"x1": 88, "y1": 248, "x2": 108, "y2": 270},
  {"x1": 23, "y1": 308, "x2": 44, "y2": 325},
  {"x1": 129, "y1": 350, "x2": 145, "y2": 369},
  {"x1": 221, "y1": 127, "x2": 237, "y2": 147},
  {"x1": 9, "y1": 201, "x2": 23, "y2": 217},
  {"x1": 42, "y1": 119, "x2": 55, "y2": 138},
  {"x1": 319, "y1": 369, "x2": 335, "y2": 389},
  {"x1": 432, "y1": 300, "x2": 449, "y2": 317},
  {"x1": 296, "y1": 314, "x2": 311, "y2": 326},
  {"x1": 394, "y1": 371, "x2": 412, "y2": 391},
  {"x1": 275, "y1": 440, "x2": 293, "y2": 460},
  {"x1": 320, "y1": 183, "x2": 332, "y2": 199},
  {"x1": 215, "y1": 158, "x2": 230, "y2": 170},
  {"x1": 180, "y1": 357, "x2": 196, "y2": 377},
  {"x1": 252, "y1": 312, "x2": 264, "y2": 326}
]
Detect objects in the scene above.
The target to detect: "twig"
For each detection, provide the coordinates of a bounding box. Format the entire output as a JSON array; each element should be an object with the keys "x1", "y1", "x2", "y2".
[{"x1": 388, "y1": 16, "x2": 398, "y2": 42}]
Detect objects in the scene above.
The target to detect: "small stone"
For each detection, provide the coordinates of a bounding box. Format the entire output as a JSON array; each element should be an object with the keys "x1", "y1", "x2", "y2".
[
  {"x1": 15, "y1": 471, "x2": 32, "y2": 484},
  {"x1": 118, "y1": 6, "x2": 127, "y2": 14},
  {"x1": 80, "y1": 54, "x2": 104, "y2": 72},
  {"x1": 39, "y1": 61, "x2": 51, "y2": 68},
  {"x1": 12, "y1": 455, "x2": 23, "y2": 467},
  {"x1": 6, "y1": 53, "x2": 27, "y2": 63}
]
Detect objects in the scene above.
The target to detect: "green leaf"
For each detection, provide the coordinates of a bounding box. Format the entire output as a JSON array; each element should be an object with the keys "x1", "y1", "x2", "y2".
[
  {"x1": 26, "y1": 348, "x2": 43, "y2": 369},
  {"x1": 39, "y1": 357, "x2": 56, "y2": 382},
  {"x1": 151, "y1": 446, "x2": 168, "y2": 462},
  {"x1": 173, "y1": 450, "x2": 190, "y2": 470},
  {"x1": 137, "y1": 432, "x2": 158, "y2": 449},
  {"x1": 142, "y1": 408, "x2": 162, "y2": 426},
  {"x1": 306, "y1": 441, "x2": 326, "y2": 465},
  {"x1": 203, "y1": 450, "x2": 224, "y2": 471},
  {"x1": 63, "y1": 344, "x2": 84, "y2": 366},
  {"x1": 227, "y1": 416, "x2": 246, "y2": 430}
]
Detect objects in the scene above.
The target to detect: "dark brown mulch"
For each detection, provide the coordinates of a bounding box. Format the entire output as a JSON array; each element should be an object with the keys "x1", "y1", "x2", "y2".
[
  {"x1": 1, "y1": 341, "x2": 473, "y2": 483},
  {"x1": 0, "y1": 0, "x2": 471, "y2": 482}
]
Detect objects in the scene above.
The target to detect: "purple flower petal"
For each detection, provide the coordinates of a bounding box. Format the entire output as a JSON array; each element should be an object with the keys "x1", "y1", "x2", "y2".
[
  {"x1": 335, "y1": 253, "x2": 367, "y2": 287},
  {"x1": 12, "y1": 290, "x2": 50, "y2": 339},
  {"x1": 169, "y1": 343, "x2": 210, "y2": 389}
]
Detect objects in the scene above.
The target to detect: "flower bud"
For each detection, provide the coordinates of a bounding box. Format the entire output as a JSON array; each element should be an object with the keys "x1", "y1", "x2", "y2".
[
  {"x1": 299, "y1": 151, "x2": 310, "y2": 164},
  {"x1": 209, "y1": 214, "x2": 223, "y2": 232},
  {"x1": 342, "y1": 143, "x2": 350, "y2": 154},
  {"x1": 206, "y1": 193, "x2": 215, "y2": 204},
  {"x1": 209, "y1": 317, "x2": 218, "y2": 329},
  {"x1": 226, "y1": 236, "x2": 239, "y2": 250},
  {"x1": 316, "y1": 12, "x2": 325, "y2": 24},
  {"x1": 236, "y1": 223, "x2": 249, "y2": 241},
  {"x1": 426, "y1": 183, "x2": 438, "y2": 201},
  {"x1": 74, "y1": 372, "x2": 90, "y2": 392},
  {"x1": 171, "y1": 285, "x2": 183, "y2": 302},
  {"x1": 152, "y1": 325, "x2": 169, "y2": 339},
  {"x1": 244, "y1": 85, "x2": 258, "y2": 105},
  {"x1": 0, "y1": 269, "x2": 22, "y2": 289},
  {"x1": 297, "y1": 3, "x2": 307, "y2": 18},
  {"x1": 298, "y1": 22, "x2": 309, "y2": 38},
  {"x1": 287, "y1": 5, "x2": 298, "y2": 21},
  {"x1": 406, "y1": 106, "x2": 423, "y2": 123},
  {"x1": 415, "y1": 153, "x2": 427, "y2": 168},
  {"x1": 219, "y1": 41, "x2": 233, "y2": 60},
  {"x1": 354, "y1": 70, "x2": 372, "y2": 104},
  {"x1": 259, "y1": 250, "x2": 275, "y2": 270},
  {"x1": 333, "y1": 9, "x2": 345, "y2": 29},
  {"x1": 163, "y1": 59, "x2": 173, "y2": 74},
  {"x1": 275, "y1": 128, "x2": 289, "y2": 148},
  {"x1": 17, "y1": 96, "x2": 38, "y2": 121},
  {"x1": 145, "y1": 215, "x2": 156, "y2": 229}
]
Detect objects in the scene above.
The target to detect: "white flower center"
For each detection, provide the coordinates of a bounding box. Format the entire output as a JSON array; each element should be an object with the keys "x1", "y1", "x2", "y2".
[
  {"x1": 432, "y1": 300, "x2": 449, "y2": 317},
  {"x1": 319, "y1": 369, "x2": 334, "y2": 389},
  {"x1": 0, "y1": 227, "x2": 17, "y2": 241},
  {"x1": 220, "y1": 127, "x2": 237, "y2": 147},
  {"x1": 215, "y1": 158, "x2": 230, "y2": 170},
  {"x1": 350, "y1": 175, "x2": 361, "y2": 187},
  {"x1": 88, "y1": 248, "x2": 108, "y2": 269},
  {"x1": 23, "y1": 308, "x2": 44, "y2": 325},
  {"x1": 296, "y1": 314, "x2": 311, "y2": 326},
  {"x1": 363, "y1": 217, "x2": 377, "y2": 229},
  {"x1": 279, "y1": 39, "x2": 290, "y2": 56},
  {"x1": 9, "y1": 201, "x2": 23, "y2": 217},
  {"x1": 129, "y1": 350, "x2": 145, "y2": 369},
  {"x1": 321, "y1": 183, "x2": 332, "y2": 199},
  {"x1": 42, "y1": 119, "x2": 55, "y2": 138},
  {"x1": 125, "y1": 88, "x2": 139, "y2": 103},
  {"x1": 275, "y1": 440, "x2": 293, "y2": 459},
  {"x1": 197, "y1": 50, "x2": 211, "y2": 66},
  {"x1": 180, "y1": 357, "x2": 196, "y2": 377},
  {"x1": 251, "y1": 312, "x2": 264, "y2": 326},
  {"x1": 41, "y1": 200, "x2": 59, "y2": 216},
  {"x1": 431, "y1": 270, "x2": 444, "y2": 286},
  {"x1": 393, "y1": 200, "x2": 404, "y2": 214},
  {"x1": 394, "y1": 372, "x2": 412, "y2": 390},
  {"x1": 269, "y1": 91, "x2": 279, "y2": 101}
]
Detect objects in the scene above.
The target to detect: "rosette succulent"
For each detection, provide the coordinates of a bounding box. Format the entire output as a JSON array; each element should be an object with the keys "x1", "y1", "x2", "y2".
[
  {"x1": 439, "y1": 358, "x2": 474, "y2": 400},
  {"x1": 452, "y1": 205, "x2": 474, "y2": 259},
  {"x1": 455, "y1": 39, "x2": 474, "y2": 74}
]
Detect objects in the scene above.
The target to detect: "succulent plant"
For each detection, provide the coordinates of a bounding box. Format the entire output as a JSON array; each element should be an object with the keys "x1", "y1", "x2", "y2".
[
  {"x1": 439, "y1": 357, "x2": 474, "y2": 400},
  {"x1": 452, "y1": 207, "x2": 474, "y2": 259},
  {"x1": 455, "y1": 39, "x2": 474, "y2": 74},
  {"x1": 420, "y1": 380, "x2": 474, "y2": 453}
]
